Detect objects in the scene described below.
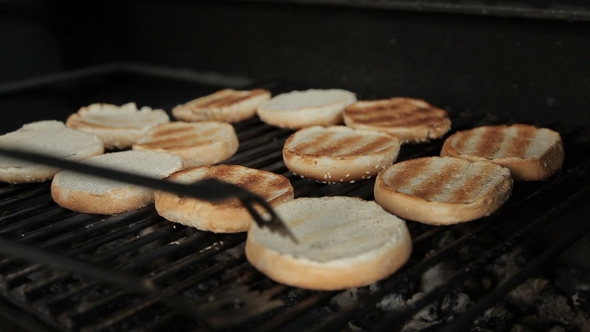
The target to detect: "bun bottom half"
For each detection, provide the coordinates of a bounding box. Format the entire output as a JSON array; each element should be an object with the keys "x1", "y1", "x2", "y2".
[
  {"x1": 245, "y1": 196, "x2": 412, "y2": 290},
  {"x1": 51, "y1": 184, "x2": 154, "y2": 215},
  {"x1": 245, "y1": 234, "x2": 411, "y2": 290}
]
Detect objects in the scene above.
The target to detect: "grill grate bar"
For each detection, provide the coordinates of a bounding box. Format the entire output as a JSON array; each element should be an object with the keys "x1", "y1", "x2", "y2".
[
  {"x1": 0, "y1": 207, "x2": 73, "y2": 236},
  {"x1": 255, "y1": 291, "x2": 334, "y2": 332},
  {"x1": 0, "y1": 185, "x2": 50, "y2": 209},
  {"x1": 0, "y1": 237, "x2": 214, "y2": 330},
  {"x1": 0, "y1": 183, "x2": 46, "y2": 199},
  {"x1": 20, "y1": 221, "x2": 188, "y2": 306},
  {"x1": 148, "y1": 233, "x2": 246, "y2": 286},
  {"x1": 0, "y1": 213, "x2": 163, "y2": 294},
  {"x1": 53, "y1": 232, "x2": 213, "y2": 321},
  {"x1": 308, "y1": 160, "x2": 590, "y2": 331},
  {"x1": 15, "y1": 214, "x2": 103, "y2": 245},
  {"x1": 440, "y1": 187, "x2": 590, "y2": 331},
  {"x1": 0, "y1": 198, "x2": 57, "y2": 227},
  {"x1": 75, "y1": 253, "x2": 247, "y2": 331}
]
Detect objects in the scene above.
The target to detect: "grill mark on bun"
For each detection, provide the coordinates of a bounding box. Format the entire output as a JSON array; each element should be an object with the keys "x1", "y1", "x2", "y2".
[
  {"x1": 138, "y1": 126, "x2": 223, "y2": 148},
  {"x1": 445, "y1": 162, "x2": 487, "y2": 203},
  {"x1": 347, "y1": 136, "x2": 392, "y2": 155},
  {"x1": 343, "y1": 98, "x2": 451, "y2": 142},
  {"x1": 500, "y1": 125, "x2": 536, "y2": 158},
  {"x1": 290, "y1": 132, "x2": 335, "y2": 155},
  {"x1": 410, "y1": 160, "x2": 462, "y2": 201},
  {"x1": 383, "y1": 158, "x2": 432, "y2": 190},
  {"x1": 193, "y1": 89, "x2": 267, "y2": 108},
  {"x1": 311, "y1": 135, "x2": 365, "y2": 156},
  {"x1": 452, "y1": 128, "x2": 475, "y2": 153},
  {"x1": 475, "y1": 126, "x2": 505, "y2": 158},
  {"x1": 288, "y1": 129, "x2": 394, "y2": 157},
  {"x1": 151, "y1": 125, "x2": 194, "y2": 137}
]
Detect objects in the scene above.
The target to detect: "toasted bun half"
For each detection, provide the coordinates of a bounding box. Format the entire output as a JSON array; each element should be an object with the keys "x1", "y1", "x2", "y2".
[
  {"x1": 245, "y1": 196, "x2": 412, "y2": 290},
  {"x1": 374, "y1": 157, "x2": 513, "y2": 225},
  {"x1": 66, "y1": 103, "x2": 170, "y2": 149},
  {"x1": 343, "y1": 98, "x2": 451, "y2": 143},
  {"x1": 283, "y1": 126, "x2": 401, "y2": 183},
  {"x1": 0, "y1": 121, "x2": 104, "y2": 184},
  {"x1": 51, "y1": 151, "x2": 183, "y2": 214},
  {"x1": 172, "y1": 89, "x2": 271, "y2": 123},
  {"x1": 154, "y1": 165, "x2": 294, "y2": 233},
  {"x1": 440, "y1": 124, "x2": 564, "y2": 181},
  {"x1": 257, "y1": 89, "x2": 357, "y2": 129},
  {"x1": 132, "y1": 121, "x2": 239, "y2": 168}
]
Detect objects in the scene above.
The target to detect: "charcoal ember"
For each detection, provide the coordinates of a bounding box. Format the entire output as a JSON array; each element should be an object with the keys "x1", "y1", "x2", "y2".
[
  {"x1": 377, "y1": 293, "x2": 406, "y2": 312},
  {"x1": 434, "y1": 231, "x2": 456, "y2": 249},
  {"x1": 214, "y1": 242, "x2": 245, "y2": 262},
  {"x1": 509, "y1": 323, "x2": 537, "y2": 332},
  {"x1": 401, "y1": 293, "x2": 441, "y2": 332},
  {"x1": 462, "y1": 272, "x2": 496, "y2": 298},
  {"x1": 533, "y1": 290, "x2": 574, "y2": 325},
  {"x1": 346, "y1": 321, "x2": 365, "y2": 332},
  {"x1": 572, "y1": 290, "x2": 590, "y2": 311},
  {"x1": 286, "y1": 288, "x2": 308, "y2": 299},
  {"x1": 548, "y1": 326, "x2": 567, "y2": 332},
  {"x1": 441, "y1": 291, "x2": 473, "y2": 319},
  {"x1": 473, "y1": 306, "x2": 512, "y2": 332},
  {"x1": 519, "y1": 293, "x2": 573, "y2": 329},
  {"x1": 554, "y1": 264, "x2": 590, "y2": 298},
  {"x1": 421, "y1": 262, "x2": 454, "y2": 292},
  {"x1": 331, "y1": 288, "x2": 359, "y2": 309},
  {"x1": 506, "y1": 278, "x2": 549, "y2": 311},
  {"x1": 488, "y1": 248, "x2": 528, "y2": 283}
]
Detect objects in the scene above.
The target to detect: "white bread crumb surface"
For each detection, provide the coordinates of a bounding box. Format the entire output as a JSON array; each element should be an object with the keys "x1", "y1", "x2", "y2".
[
  {"x1": 0, "y1": 120, "x2": 104, "y2": 183},
  {"x1": 246, "y1": 196, "x2": 412, "y2": 290},
  {"x1": 257, "y1": 89, "x2": 357, "y2": 129},
  {"x1": 53, "y1": 150, "x2": 183, "y2": 194}
]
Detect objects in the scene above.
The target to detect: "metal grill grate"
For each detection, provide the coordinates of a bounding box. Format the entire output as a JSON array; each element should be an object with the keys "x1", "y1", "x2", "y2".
[{"x1": 0, "y1": 65, "x2": 589, "y2": 331}]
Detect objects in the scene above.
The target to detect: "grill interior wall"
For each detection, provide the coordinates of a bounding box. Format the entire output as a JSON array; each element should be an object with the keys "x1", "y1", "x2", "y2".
[{"x1": 39, "y1": 1, "x2": 590, "y2": 128}]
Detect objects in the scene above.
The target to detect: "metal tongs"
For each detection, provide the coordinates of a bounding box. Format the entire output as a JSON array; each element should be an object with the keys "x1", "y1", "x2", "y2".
[{"x1": 0, "y1": 148, "x2": 298, "y2": 242}]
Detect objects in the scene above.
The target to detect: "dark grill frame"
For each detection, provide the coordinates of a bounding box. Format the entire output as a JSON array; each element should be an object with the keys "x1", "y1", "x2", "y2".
[{"x1": 0, "y1": 64, "x2": 589, "y2": 331}]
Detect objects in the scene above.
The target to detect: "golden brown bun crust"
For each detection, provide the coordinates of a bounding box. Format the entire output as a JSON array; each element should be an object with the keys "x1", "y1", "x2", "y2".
[
  {"x1": 51, "y1": 184, "x2": 154, "y2": 214},
  {"x1": 245, "y1": 233, "x2": 411, "y2": 290},
  {"x1": 50, "y1": 151, "x2": 183, "y2": 214},
  {"x1": 154, "y1": 165, "x2": 294, "y2": 233},
  {"x1": 283, "y1": 126, "x2": 401, "y2": 183},
  {"x1": 132, "y1": 121, "x2": 239, "y2": 168},
  {"x1": 172, "y1": 89, "x2": 271, "y2": 123},
  {"x1": 343, "y1": 98, "x2": 451, "y2": 143},
  {"x1": 66, "y1": 103, "x2": 169, "y2": 149},
  {"x1": 440, "y1": 124, "x2": 564, "y2": 181},
  {"x1": 245, "y1": 197, "x2": 412, "y2": 290},
  {"x1": 374, "y1": 157, "x2": 513, "y2": 225}
]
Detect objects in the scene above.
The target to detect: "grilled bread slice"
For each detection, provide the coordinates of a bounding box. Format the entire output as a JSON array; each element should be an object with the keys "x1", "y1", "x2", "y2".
[
  {"x1": 283, "y1": 126, "x2": 401, "y2": 183},
  {"x1": 0, "y1": 121, "x2": 104, "y2": 184},
  {"x1": 154, "y1": 165, "x2": 294, "y2": 233},
  {"x1": 245, "y1": 196, "x2": 412, "y2": 290},
  {"x1": 343, "y1": 98, "x2": 451, "y2": 143},
  {"x1": 66, "y1": 102, "x2": 170, "y2": 150},
  {"x1": 440, "y1": 124, "x2": 564, "y2": 181},
  {"x1": 172, "y1": 89, "x2": 271, "y2": 123},
  {"x1": 374, "y1": 156, "x2": 513, "y2": 225},
  {"x1": 51, "y1": 151, "x2": 183, "y2": 214},
  {"x1": 132, "y1": 121, "x2": 239, "y2": 168},
  {"x1": 257, "y1": 89, "x2": 357, "y2": 129}
]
